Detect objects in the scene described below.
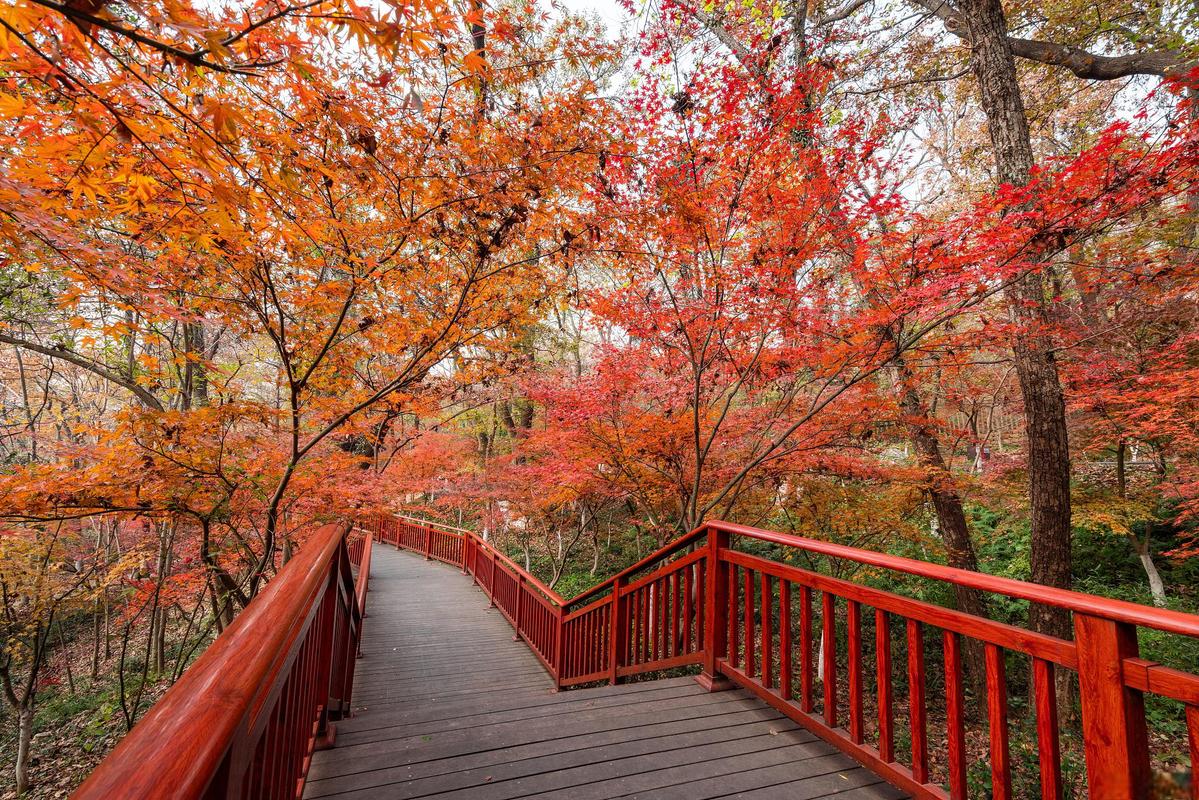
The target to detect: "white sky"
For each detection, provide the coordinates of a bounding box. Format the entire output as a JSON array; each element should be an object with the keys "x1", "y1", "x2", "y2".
[{"x1": 549, "y1": 0, "x2": 630, "y2": 37}]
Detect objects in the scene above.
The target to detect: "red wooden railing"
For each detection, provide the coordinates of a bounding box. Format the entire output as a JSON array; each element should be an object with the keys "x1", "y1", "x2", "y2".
[
  {"x1": 73, "y1": 523, "x2": 372, "y2": 800},
  {"x1": 378, "y1": 513, "x2": 1199, "y2": 800}
]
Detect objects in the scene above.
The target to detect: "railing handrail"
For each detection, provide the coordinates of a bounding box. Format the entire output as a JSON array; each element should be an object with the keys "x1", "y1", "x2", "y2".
[
  {"x1": 393, "y1": 513, "x2": 473, "y2": 536},
  {"x1": 390, "y1": 513, "x2": 569, "y2": 605},
  {"x1": 73, "y1": 523, "x2": 354, "y2": 799},
  {"x1": 563, "y1": 526, "x2": 709, "y2": 609},
  {"x1": 391, "y1": 513, "x2": 715, "y2": 611},
  {"x1": 708, "y1": 520, "x2": 1199, "y2": 638}
]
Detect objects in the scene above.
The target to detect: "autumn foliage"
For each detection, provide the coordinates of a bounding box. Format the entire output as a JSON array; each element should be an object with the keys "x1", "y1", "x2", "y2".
[{"x1": 2, "y1": 0, "x2": 1199, "y2": 793}]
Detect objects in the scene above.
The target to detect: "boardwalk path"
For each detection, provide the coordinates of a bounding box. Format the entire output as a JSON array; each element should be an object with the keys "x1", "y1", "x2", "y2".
[{"x1": 304, "y1": 546, "x2": 905, "y2": 800}]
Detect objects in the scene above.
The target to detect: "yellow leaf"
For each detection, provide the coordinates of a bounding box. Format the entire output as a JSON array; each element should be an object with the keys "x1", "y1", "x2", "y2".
[{"x1": 0, "y1": 92, "x2": 25, "y2": 117}]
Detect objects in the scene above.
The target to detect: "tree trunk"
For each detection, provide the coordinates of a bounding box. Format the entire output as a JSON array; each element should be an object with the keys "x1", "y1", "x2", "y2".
[
  {"x1": 897, "y1": 374, "x2": 990, "y2": 693},
  {"x1": 1133, "y1": 535, "x2": 1168, "y2": 607},
  {"x1": 1116, "y1": 438, "x2": 1127, "y2": 498},
  {"x1": 91, "y1": 597, "x2": 102, "y2": 679},
  {"x1": 1010, "y1": 311, "x2": 1073, "y2": 641},
  {"x1": 516, "y1": 398, "x2": 534, "y2": 429},
  {"x1": 962, "y1": 0, "x2": 1074, "y2": 647},
  {"x1": 182, "y1": 321, "x2": 209, "y2": 410},
  {"x1": 498, "y1": 400, "x2": 516, "y2": 435},
  {"x1": 56, "y1": 623, "x2": 75, "y2": 695},
  {"x1": 15, "y1": 702, "x2": 34, "y2": 795}
]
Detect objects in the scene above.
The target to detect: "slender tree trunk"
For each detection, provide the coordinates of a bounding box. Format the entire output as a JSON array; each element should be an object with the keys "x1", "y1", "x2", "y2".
[
  {"x1": 886, "y1": 347, "x2": 991, "y2": 694},
  {"x1": 91, "y1": 597, "x2": 102, "y2": 679},
  {"x1": 56, "y1": 623, "x2": 75, "y2": 695},
  {"x1": 1133, "y1": 535, "x2": 1168, "y2": 607},
  {"x1": 103, "y1": 592, "x2": 111, "y2": 660},
  {"x1": 962, "y1": 0, "x2": 1073, "y2": 647},
  {"x1": 15, "y1": 702, "x2": 34, "y2": 794},
  {"x1": 1116, "y1": 437, "x2": 1128, "y2": 498}
]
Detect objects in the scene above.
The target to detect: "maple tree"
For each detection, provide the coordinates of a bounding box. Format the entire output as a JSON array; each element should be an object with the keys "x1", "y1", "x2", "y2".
[{"x1": 0, "y1": 0, "x2": 616, "y2": 789}]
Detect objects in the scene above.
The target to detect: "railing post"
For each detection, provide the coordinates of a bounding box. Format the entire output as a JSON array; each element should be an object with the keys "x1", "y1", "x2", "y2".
[
  {"x1": 608, "y1": 575, "x2": 624, "y2": 685},
  {"x1": 424, "y1": 526, "x2": 431, "y2": 559},
  {"x1": 488, "y1": 554, "x2": 497, "y2": 607},
  {"x1": 697, "y1": 524, "x2": 731, "y2": 691},
  {"x1": 314, "y1": 564, "x2": 340, "y2": 749},
  {"x1": 461, "y1": 536, "x2": 469, "y2": 574},
  {"x1": 553, "y1": 609, "x2": 565, "y2": 691},
  {"x1": 1074, "y1": 612, "x2": 1151, "y2": 799},
  {"x1": 513, "y1": 575, "x2": 525, "y2": 641}
]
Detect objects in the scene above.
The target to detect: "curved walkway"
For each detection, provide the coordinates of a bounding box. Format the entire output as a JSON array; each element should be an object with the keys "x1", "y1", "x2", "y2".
[{"x1": 304, "y1": 545, "x2": 904, "y2": 800}]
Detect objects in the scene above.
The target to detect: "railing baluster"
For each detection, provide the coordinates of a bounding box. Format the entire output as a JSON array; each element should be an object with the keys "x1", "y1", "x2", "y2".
[
  {"x1": 610, "y1": 576, "x2": 624, "y2": 684},
  {"x1": 593, "y1": 608, "x2": 601, "y2": 673},
  {"x1": 907, "y1": 619, "x2": 927, "y2": 784},
  {"x1": 847, "y1": 599, "x2": 863, "y2": 744},
  {"x1": 683, "y1": 563, "x2": 694, "y2": 654},
  {"x1": 596, "y1": 609, "x2": 604, "y2": 674},
  {"x1": 646, "y1": 583, "x2": 654, "y2": 663},
  {"x1": 645, "y1": 582, "x2": 655, "y2": 663},
  {"x1": 801, "y1": 585, "x2": 814, "y2": 713},
  {"x1": 1187, "y1": 705, "x2": 1199, "y2": 800},
  {"x1": 580, "y1": 611, "x2": 587, "y2": 676},
  {"x1": 744, "y1": 568, "x2": 756, "y2": 678},
  {"x1": 760, "y1": 573, "x2": 773, "y2": 689},
  {"x1": 985, "y1": 642, "x2": 1011, "y2": 799},
  {"x1": 876, "y1": 609, "x2": 893, "y2": 763},
  {"x1": 672, "y1": 569, "x2": 682, "y2": 658},
  {"x1": 697, "y1": 558, "x2": 706, "y2": 651},
  {"x1": 1033, "y1": 656, "x2": 1062, "y2": 800},
  {"x1": 627, "y1": 589, "x2": 636, "y2": 665},
  {"x1": 657, "y1": 582, "x2": 666, "y2": 662},
  {"x1": 729, "y1": 566, "x2": 740, "y2": 667},
  {"x1": 944, "y1": 631, "x2": 967, "y2": 799},
  {"x1": 638, "y1": 586, "x2": 647, "y2": 664},
  {"x1": 553, "y1": 609, "x2": 565, "y2": 689},
  {"x1": 645, "y1": 583, "x2": 653, "y2": 663},
  {"x1": 822, "y1": 591, "x2": 836, "y2": 727},
  {"x1": 780, "y1": 581, "x2": 792, "y2": 701},
  {"x1": 663, "y1": 574, "x2": 672, "y2": 659}
]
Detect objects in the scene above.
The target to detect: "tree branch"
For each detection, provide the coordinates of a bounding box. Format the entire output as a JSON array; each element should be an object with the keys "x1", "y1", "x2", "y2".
[
  {"x1": 911, "y1": 0, "x2": 1191, "y2": 79},
  {"x1": 0, "y1": 333, "x2": 164, "y2": 411}
]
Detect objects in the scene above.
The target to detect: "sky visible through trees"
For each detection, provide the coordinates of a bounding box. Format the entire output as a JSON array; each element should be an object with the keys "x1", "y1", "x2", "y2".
[{"x1": 1, "y1": 0, "x2": 1199, "y2": 795}]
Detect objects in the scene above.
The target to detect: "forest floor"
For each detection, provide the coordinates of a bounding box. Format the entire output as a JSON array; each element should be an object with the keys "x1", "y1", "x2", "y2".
[{"x1": 0, "y1": 627, "x2": 183, "y2": 799}]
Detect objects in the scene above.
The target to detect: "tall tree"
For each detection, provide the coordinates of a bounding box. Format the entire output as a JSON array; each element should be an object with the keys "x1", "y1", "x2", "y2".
[{"x1": 959, "y1": 0, "x2": 1074, "y2": 643}]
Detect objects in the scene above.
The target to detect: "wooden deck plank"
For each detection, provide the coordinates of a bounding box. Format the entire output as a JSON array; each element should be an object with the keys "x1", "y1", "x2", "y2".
[{"x1": 304, "y1": 546, "x2": 905, "y2": 800}]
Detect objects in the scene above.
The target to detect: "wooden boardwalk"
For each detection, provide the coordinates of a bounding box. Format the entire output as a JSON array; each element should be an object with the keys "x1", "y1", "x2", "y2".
[{"x1": 304, "y1": 546, "x2": 905, "y2": 800}]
